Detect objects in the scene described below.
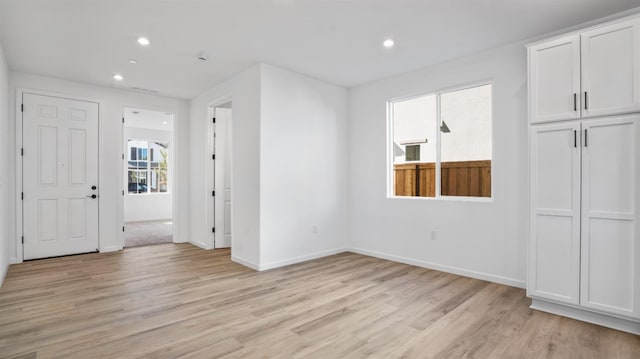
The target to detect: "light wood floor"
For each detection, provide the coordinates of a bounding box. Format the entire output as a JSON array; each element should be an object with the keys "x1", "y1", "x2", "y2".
[{"x1": 0, "y1": 244, "x2": 638, "y2": 358}]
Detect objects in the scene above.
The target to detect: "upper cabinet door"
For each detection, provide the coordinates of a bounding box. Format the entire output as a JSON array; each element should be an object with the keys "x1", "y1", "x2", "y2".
[
  {"x1": 581, "y1": 19, "x2": 640, "y2": 118},
  {"x1": 529, "y1": 35, "x2": 581, "y2": 124}
]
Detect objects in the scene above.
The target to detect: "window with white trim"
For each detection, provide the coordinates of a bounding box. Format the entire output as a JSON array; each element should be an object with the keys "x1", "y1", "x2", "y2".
[
  {"x1": 390, "y1": 83, "x2": 492, "y2": 198},
  {"x1": 127, "y1": 140, "x2": 169, "y2": 194}
]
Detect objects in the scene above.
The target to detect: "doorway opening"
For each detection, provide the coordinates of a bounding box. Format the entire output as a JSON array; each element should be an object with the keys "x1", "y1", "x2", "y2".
[
  {"x1": 123, "y1": 107, "x2": 174, "y2": 248},
  {"x1": 209, "y1": 101, "x2": 232, "y2": 249}
]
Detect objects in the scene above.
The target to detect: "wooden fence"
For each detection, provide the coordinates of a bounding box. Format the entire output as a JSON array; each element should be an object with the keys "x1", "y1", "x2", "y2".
[{"x1": 394, "y1": 160, "x2": 491, "y2": 197}]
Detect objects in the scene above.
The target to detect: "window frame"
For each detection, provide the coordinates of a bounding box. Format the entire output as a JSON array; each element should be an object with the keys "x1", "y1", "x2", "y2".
[
  {"x1": 387, "y1": 80, "x2": 494, "y2": 202},
  {"x1": 126, "y1": 138, "x2": 171, "y2": 195}
]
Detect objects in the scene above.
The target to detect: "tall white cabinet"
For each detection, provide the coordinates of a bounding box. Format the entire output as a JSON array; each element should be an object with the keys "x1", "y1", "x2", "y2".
[{"x1": 528, "y1": 15, "x2": 640, "y2": 334}]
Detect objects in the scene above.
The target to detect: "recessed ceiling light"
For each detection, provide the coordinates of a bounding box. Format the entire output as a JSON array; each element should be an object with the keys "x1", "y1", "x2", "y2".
[
  {"x1": 128, "y1": 59, "x2": 137, "y2": 64},
  {"x1": 162, "y1": 121, "x2": 168, "y2": 125},
  {"x1": 113, "y1": 74, "x2": 124, "y2": 81},
  {"x1": 137, "y1": 37, "x2": 150, "y2": 46},
  {"x1": 383, "y1": 38, "x2": 395, "y2": 48}
]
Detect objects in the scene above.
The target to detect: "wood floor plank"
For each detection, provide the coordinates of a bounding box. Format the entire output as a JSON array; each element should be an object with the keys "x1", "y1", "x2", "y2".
[{"x1": 0, "y1": 243, "x2": 638, "y2": 358}]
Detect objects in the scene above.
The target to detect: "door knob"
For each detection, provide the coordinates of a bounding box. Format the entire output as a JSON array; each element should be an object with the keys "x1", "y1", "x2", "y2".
[
  {"x1": 91, "y1": 185, "x2": 97, "y2": 190},
  {"x1": 86, "y1": 194, "x2": 98, "y2": 199}
]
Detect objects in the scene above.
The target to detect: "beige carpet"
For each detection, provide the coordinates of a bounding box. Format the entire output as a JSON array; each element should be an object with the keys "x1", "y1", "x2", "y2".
[{"x1": 124, "y1": 220, "x2": 173, "y2": 247}]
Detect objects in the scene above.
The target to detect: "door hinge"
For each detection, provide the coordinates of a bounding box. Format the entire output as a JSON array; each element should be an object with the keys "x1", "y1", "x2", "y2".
[
  {"x1": 122, "y1": 117, "x2": 125, "y2": 123},
  {"x1": 212, "y1": 191, "x2": 215, "y2": 197},
  {"x1": 122, "y1": 190, "x2": 124, "y2": 196},
  {"x1": 122, "y1": 226, "x2": 125, "y2": 232},
  {"x1": 21, "y1": 148, "x2": 24, "y2": 156},
  {"x1": 212, "y1": 227, "x2": 215, "y2": 233},
  {"x1": 21, "y1": 192, "x2": 24, "y2": 200},
  {"x1": 21, "y1": 236, "x2": 24, "y2": 244},
  {"x1": 212, "y1": 154, "x2": 215, "y2": 160},
  {"x1": 122, "y1": 154, "x2": 125, "y2": 160},
  {"x1": 21, "y1": 104, "x2": 24, "y2": 112},
  {"x1": 212, "y1": 117, "x2": 216, "y2": 123}
]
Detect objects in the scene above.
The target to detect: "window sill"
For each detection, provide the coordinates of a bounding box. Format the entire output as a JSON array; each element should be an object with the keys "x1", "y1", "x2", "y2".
[
  {"x1": 387, "y1": 195, "x2": 493, "y2": 203},
  {"x1": 126, "y1": 192, "x2": 172, "y2": 196}
]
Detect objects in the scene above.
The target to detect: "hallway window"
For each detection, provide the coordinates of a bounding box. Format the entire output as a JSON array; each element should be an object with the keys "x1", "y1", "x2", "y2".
[{"x1": 127, "y1": 140, "x2": 169, "y2": 194}]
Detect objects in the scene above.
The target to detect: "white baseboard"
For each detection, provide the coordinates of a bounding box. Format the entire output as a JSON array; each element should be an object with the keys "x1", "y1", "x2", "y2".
[
  {"x1": 99, "y1": 246, "x2": 121, "y2": 253},
  {"x1": 531, "y1": 298, "x2": 640, "y2": 335},
  {"x1": 231, "y1": 255, "x2": 260, "y2": 270},
  {"x1": 189, "y1": 240, "x2": 210, "y2": 250},
  {"x1": 0, "y1": 264, "x2": 7, "y2": 288},
  {"x1": 125, "y1": 218, "x2": 173, "y2": 223},
  {"x1": 10, "y1": 257, "x2": 21, "y2": 264},
  {"x1": 258, "y1": 248, "x2": 348, "y2": 271},
  {"x1": 233, "y1": 246, "x2": 525, "y2": 288},
  {"x1": 348, "y1": 247, "x2": 526, "y2": 289}
]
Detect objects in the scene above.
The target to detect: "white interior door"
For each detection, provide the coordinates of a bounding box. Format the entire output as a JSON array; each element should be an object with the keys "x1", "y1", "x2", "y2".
[
  {"x1": 22, "y1": 93, "x2": 99, "y2": 260},
  {"x1": 581, "y1": 115, "x2": 640, "y2": 319},
  {"x1": 528, "y1": 122, "x2": 581, "y2": 305},
  {"x1": 529, "y1": 35, "x2": 581, "y2": 123},
  {"x1": 581, "y1": 18, "x2": 640, "y2": 118},
  {"x1": 214, "y1": 107, "x2": 231, "y2": 248}
]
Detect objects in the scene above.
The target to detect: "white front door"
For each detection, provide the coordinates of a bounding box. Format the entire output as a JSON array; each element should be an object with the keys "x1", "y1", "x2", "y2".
[
  {"x1": 22, "y1": 93, "x2": 100, "y2": 260},
  {"x1": 214, "y1": 107, "x2": 232, "y2": 248}
]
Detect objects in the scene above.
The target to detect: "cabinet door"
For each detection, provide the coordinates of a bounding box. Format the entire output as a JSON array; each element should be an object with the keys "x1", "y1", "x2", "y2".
[
  {"x1": 529, "y1": 122, "x2": 581, "y2": 304},
  {"x1": 581, "y1": 19, "x2": 640, "y2": 118},
  {"x1": 529, "y1": 35, "x2": 581, "y2": 124},
  {"x1": 581, "y1": 116, "x2": 640, "y2": 319}
]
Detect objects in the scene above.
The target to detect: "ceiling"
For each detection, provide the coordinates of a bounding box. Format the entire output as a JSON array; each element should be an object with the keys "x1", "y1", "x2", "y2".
[
  {"x1": 0, "y1": 0, "x2": 638, "y2": 99},
  {"x1": 124, "y1": 107, "x2": 174, "y2": 131}
]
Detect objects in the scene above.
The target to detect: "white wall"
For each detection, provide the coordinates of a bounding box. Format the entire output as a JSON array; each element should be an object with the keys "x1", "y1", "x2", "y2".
[
  {"x1": 348, "y1": 42, "x2": 528, "y2": 287},
  {"x1": 124, "y1": 127, "x2": 173, "y2": 222},
  {"x1": 259, "y1": 64, "x2": 349, "y2": 269},
  {"x1": 0, "y1": 43, "x2": 10, "y2": 286},
  {"x1": 8, "y1": 72, "x2": 190, "y2": 261},
  {"x1": 189, "y1": 65, "x2": 262, "y2": 265},
  {"x1": 189, "y1": 63, "x2": 349, "y2": 270}
]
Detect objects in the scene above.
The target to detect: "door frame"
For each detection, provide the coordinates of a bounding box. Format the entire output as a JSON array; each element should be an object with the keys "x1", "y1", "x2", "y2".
[
  {"x1": 119, "y1": 106, "x2": 180, "y2": 248},
  {"x1": 206, "y1": 95, "x2": 233, "y2": 250},
  {"x1": 14, "y1": 88, "x2": 104, "y2": 263}
]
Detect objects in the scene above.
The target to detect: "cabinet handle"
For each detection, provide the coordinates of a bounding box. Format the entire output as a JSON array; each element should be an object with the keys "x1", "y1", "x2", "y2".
[
  {"x1": 584, "y1": 129, "x2": 588, "y2": 147},
  {"x1": 584, "y1": 91, "x2": 588, "y2": 110},
  {"x1": 574, "y1": 130, "x2": 577, "y2": 148},
  {"x1": 573, "y1": 93, "x2": 577, "y2": 111}
]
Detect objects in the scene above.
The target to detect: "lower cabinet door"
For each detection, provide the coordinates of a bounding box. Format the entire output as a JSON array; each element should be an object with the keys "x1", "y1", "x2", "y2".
[
  {"x1": 529, "y1": 122, "x2": 581, "y2": 304},
  {"x1": 581, "y1": 115, "x2": 640, "y2": 319}
]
